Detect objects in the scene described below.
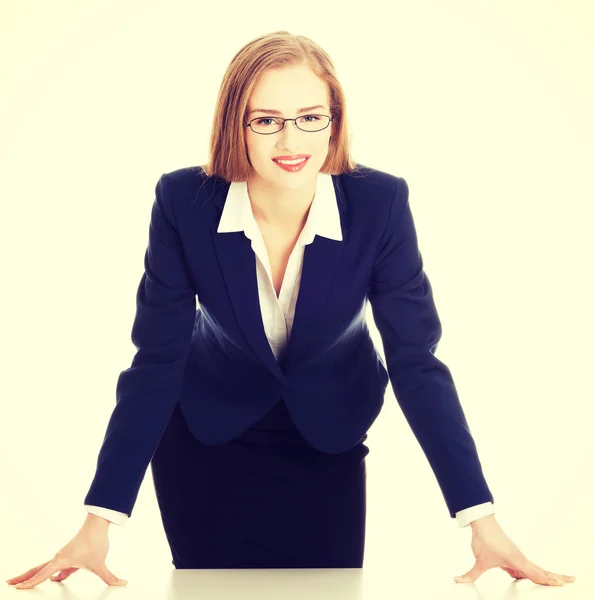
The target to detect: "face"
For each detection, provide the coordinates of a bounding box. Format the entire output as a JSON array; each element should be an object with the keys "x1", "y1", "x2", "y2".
[{"x1": 244, "y1": 64, "x2": 333, "y2": 191}]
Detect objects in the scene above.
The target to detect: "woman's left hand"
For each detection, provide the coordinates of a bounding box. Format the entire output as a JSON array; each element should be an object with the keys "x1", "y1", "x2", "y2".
[{"x1": 453, "y1": 516, "x2": 576, "y2": 586}]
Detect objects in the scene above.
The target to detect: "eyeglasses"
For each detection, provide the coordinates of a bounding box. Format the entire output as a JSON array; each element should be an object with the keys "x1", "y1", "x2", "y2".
[{"x1": 243, "y1": 114, "x2": 333, "y2": 135}]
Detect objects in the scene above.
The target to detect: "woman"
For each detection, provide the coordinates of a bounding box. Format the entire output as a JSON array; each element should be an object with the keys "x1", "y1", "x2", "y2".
[{"x1": 8, "y1": 30, "x2": 575, "y2": 588}]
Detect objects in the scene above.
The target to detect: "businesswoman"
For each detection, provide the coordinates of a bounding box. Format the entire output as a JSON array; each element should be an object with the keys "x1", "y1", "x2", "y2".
[{"x1": 8, "y1": 30, "x2": 575, "y2": 588}]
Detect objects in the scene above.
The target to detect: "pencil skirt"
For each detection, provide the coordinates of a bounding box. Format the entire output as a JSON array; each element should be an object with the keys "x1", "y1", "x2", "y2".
[{"x1": 150, "y1": 396, "x2": 370, "y2": 569}]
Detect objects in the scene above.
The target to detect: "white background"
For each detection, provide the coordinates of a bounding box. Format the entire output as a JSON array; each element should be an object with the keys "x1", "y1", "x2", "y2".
[{"x1": 1, "y1": 1, "x2": 592, "y2": 597}]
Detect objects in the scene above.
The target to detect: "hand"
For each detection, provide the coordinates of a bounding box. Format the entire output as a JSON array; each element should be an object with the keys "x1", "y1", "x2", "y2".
[
  {"x1": 6, "y1": 519, "x2": 127, "y2": 590},
  {"x1": 453, "y1": 516, "x2": 576, "y2": 586}
]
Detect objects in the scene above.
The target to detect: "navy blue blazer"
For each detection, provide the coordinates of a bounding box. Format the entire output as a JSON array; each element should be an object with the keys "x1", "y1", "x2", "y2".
[{"x1": 83, "y1": 163, "x2": 494, "y2": 520}]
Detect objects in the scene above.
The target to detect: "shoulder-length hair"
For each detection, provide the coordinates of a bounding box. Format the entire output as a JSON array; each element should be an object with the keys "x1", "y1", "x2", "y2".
[{"x1": 201, "y1": 31, "x2": 358, "y2": 182}]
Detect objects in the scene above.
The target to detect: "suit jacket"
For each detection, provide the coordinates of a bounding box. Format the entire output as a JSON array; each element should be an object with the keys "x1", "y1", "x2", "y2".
[{"x1": 83, "y1": 163, "x2": 494, "y2": 522}]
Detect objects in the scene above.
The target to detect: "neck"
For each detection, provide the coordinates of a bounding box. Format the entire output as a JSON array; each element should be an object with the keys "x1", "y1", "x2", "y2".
[{"x1": 247, "y1": 174, "x2": 316, "y2": 230}]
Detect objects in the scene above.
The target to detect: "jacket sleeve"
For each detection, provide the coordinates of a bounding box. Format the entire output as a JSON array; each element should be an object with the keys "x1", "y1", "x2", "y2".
[
  {"x1": 83, "y1": 173, "x2": 196, "y2": 518},
  {"x1": 368, "y1": 177, "x2": 494, "y2": 519}
]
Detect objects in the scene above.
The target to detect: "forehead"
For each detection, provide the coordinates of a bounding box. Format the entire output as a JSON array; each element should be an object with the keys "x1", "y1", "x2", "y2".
[{"x1": 247, "y1": 66, "x2": 329, "y2": 116}]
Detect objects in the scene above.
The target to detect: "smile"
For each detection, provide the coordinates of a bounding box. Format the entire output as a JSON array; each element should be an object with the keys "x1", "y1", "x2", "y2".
[{"x1": 272, "y1": 156, "x2": 309, "y2": 172}]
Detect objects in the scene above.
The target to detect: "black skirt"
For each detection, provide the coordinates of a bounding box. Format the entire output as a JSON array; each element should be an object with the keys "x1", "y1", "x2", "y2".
[{"x1": 150, "y1": 396, "x2": 370, "y2": 569}]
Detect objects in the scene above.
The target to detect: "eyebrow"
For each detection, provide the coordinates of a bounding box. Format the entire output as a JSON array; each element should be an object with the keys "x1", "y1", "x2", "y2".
[{"x1": 248, "y1": 104, "x2": 326, "y2": 116}]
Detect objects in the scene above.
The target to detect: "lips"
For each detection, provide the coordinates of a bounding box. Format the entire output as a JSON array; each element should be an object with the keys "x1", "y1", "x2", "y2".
[
  {"x1": 272, "y1": 155, "x2": 310, "y2": 161},
  {"x1": 272, "y1": 155, "x2": 310, "y2": 172}
]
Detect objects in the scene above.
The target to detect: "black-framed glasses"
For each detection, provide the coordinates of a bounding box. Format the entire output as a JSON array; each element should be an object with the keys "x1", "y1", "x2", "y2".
[{"x1": 243, "y1": 114, "x2": 333, "y2": 135}]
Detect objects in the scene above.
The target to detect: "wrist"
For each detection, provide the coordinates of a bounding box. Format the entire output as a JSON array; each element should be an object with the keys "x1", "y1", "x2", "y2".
[
  {"x1": 83, "y1": 513, "x2": 111, "y2": 530},
  {"x1": 470, "y1": 514, "x2": 497, "y2": 529}
]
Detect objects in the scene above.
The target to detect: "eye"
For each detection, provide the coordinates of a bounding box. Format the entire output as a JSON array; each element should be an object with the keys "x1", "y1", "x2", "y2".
[
  {"x1": 301, "y1": 114, "x2": 321, "y2": 122},
  {"x1": 255, "y1": 118, "x2": 277, "y2": 126}
]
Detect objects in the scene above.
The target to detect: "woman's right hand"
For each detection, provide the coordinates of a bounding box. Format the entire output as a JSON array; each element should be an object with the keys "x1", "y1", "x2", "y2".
[{"x1": 6, "y1": 517, "x2": 128, "y2": 590}]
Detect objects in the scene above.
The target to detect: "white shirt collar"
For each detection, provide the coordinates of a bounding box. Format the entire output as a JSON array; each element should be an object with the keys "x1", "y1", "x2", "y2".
[{"x1": 217, "y1": 171, "x2": 343, "y2": 244}]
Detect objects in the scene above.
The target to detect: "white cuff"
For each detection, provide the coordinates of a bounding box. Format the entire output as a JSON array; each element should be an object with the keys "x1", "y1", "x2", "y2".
[
  {"x1": 84, "y1": 505, "x2": 129, "y2": 526},
  {"x1": 455, "y1": 502, "x2": 495, "y2": 528}
]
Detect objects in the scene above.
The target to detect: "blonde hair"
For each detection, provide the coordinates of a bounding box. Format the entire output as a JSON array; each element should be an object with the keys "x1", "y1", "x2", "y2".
[{"x1": 201, "y1": 31, "x2": 358, "y2": 182}]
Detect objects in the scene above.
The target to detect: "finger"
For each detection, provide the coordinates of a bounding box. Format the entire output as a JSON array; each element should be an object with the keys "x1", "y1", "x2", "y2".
[
  {"x1": 453, "y1": 559, "x2": 489, "y2": 583},
  {"x1": 15, "y1": 559, "x2": 67, "y2": 589},
  {"x1": 50, "y1": 567, "x2": 79, "y2": 582},
  {"x1": 514, "y1": 560, "x2": 565, "y2": 586},
  {"x1": 90, "y1": 562, "x2": 127, "y2": 587},
  {"x1": 539, "y1": 568, "x2": 576, "y2": 583},
  {"x1": 500, "y1": 566, "x2": 528, "y2": 580},
  {"x1": 6, "y1": 560, "x2": 51, "y2": 584}
]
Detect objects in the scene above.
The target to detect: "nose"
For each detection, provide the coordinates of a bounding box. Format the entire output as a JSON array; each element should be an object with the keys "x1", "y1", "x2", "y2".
[{"x1": 276, "y1": 119, "x2": 303, "y2": 149}]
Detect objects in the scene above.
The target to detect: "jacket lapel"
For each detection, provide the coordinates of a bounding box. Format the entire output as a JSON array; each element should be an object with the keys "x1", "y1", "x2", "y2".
[
  {"x1": 281, "y1": 232, "x2": 348, "y2": 367},
  {"x1": 210, "y1": 174, "x2": 349, "y2": 383}
]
